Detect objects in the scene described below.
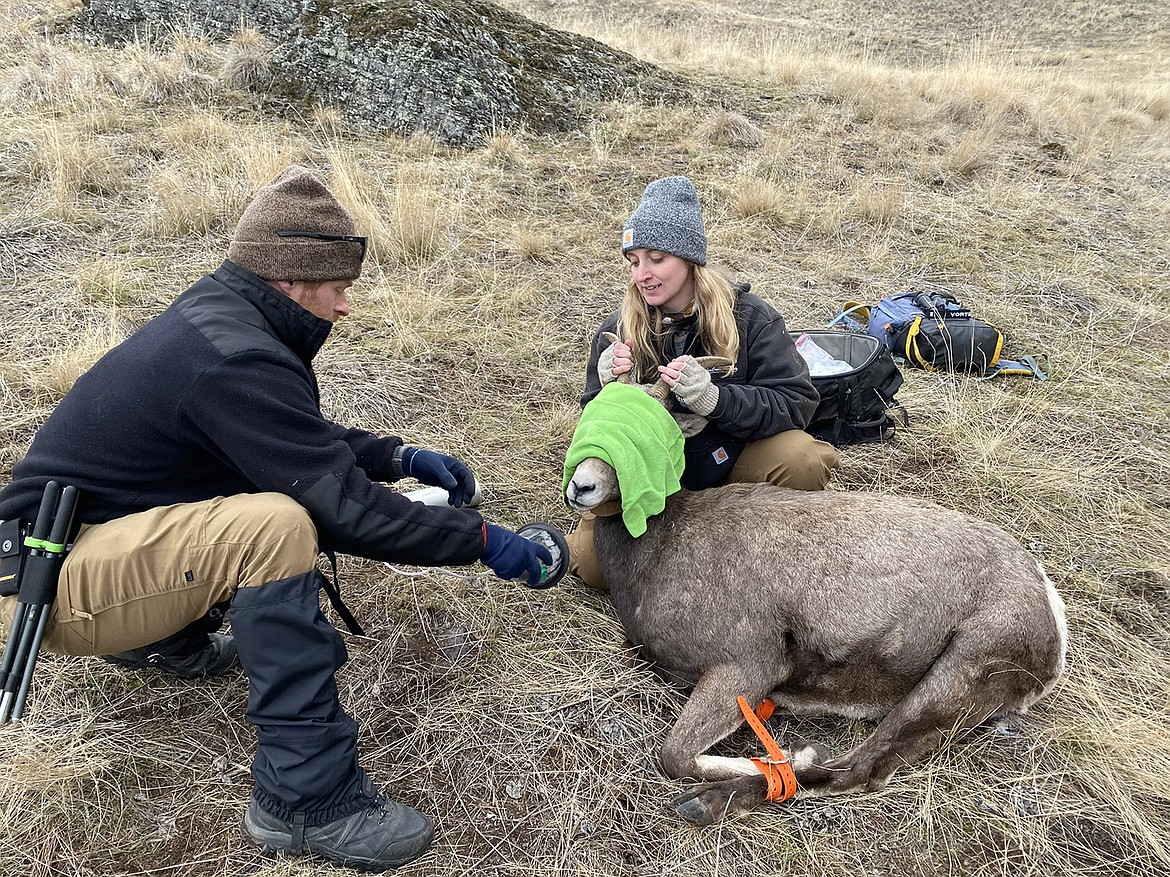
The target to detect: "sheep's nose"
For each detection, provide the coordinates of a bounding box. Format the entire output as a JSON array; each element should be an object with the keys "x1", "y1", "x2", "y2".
[{"x1": 566, "y1": 478, "x2": 596, "y2": 507}]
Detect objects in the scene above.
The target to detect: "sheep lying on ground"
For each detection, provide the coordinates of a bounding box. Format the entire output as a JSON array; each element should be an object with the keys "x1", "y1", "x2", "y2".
[{"x1": 563, "y1": 371, "x2": 1067, "y2": 825}]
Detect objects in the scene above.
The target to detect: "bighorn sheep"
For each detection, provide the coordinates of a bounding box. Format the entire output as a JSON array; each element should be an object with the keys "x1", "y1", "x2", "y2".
[{"x1": 563, "y1": 365, "x2": 1067, "y2": 825}]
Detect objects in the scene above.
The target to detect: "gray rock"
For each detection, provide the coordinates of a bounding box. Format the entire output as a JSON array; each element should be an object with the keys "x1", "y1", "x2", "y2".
[{"x1": 71, "y1": 0, "x2": 688, "y2": 146}]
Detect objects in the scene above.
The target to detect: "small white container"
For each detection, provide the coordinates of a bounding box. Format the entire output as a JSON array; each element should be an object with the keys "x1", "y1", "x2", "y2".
[{"x1": 402, "y1": 481, "x2": 484, "y2": 508}]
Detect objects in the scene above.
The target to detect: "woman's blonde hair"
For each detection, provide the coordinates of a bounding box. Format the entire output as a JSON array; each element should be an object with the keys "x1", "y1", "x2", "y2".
[{"x1": 618, "y1": 262, "x2": 741, "y2": 380}]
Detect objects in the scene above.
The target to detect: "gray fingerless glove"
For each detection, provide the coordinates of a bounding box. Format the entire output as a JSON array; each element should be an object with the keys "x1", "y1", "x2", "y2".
[
  {"x1": 672, "y1": 357, "x2": 720, "y2": 416},
  {"x1": 597, "y1": 343, "x2": 618, "y2": 386}
]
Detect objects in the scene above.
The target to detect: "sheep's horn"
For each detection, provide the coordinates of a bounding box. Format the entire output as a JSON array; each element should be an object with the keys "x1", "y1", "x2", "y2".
[
  {"x1": 647, "y1": 379, "x2": 671, "y2": 404},
  {"x1": 646, "y1": 356, "x2": 734, "y2": 404},
  {"x1": 619, "y1": 354, "x2": 735, "y2": 396},
  {"x1": 602, "y1": 332, "x2": 638, "y2": 386},
  {"x1": 693, "y1": 355, "x2": 736, "y2": 377}
]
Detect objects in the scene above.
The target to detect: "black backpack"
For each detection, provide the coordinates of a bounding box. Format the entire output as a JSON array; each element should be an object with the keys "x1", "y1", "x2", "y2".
[
  {"x1": 843, "y1": 292, "x2": 1047, "y2": 379},
  {"x1": 792, "y1": 330, "x2": 907, "y2": 446}
]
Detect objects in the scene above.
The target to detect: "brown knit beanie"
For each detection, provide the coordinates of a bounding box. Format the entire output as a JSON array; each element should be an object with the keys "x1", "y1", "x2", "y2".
[{"x1": 228, "y1": 165, "x2": 365, "y2": 281}]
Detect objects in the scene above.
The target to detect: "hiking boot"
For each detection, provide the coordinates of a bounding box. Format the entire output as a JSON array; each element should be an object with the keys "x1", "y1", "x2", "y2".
[
  {"x1": 243, "y1": 795, "x2": 434, "y2": 871},
  {"x1": 101, "y1": 632, "x2": 239, "y2": 679}
]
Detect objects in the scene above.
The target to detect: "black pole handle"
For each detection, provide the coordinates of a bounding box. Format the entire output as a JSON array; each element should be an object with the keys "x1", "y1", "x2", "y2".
[
  {"x1": 46, "y1": 485, "x2": 79, "y2": 551},
  {"x1": 29, "y1": 481, "x2": 61, "y2": 546}
]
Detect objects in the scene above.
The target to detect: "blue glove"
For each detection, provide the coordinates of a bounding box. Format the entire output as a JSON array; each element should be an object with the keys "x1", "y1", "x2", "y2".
[
  {"x1": 482, "y1": 523, "x2": 554, "y2": 587},
  {"x1": 402, "y1": 447, "x2": 477, "y2": 508}
]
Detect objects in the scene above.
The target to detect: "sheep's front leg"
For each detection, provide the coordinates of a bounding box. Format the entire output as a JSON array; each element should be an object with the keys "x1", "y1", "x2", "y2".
[{"x1": 660, "y1": 664, "x2": 774, "y2": 825}]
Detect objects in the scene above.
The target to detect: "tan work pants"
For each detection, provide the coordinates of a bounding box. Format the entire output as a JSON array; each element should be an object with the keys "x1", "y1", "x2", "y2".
[
  {"x1": 0, "y1": 493, "x2": 318, "y2": 656},
  {"x1": 566, "y1": 429, "x2": 840, "y2": 589}
]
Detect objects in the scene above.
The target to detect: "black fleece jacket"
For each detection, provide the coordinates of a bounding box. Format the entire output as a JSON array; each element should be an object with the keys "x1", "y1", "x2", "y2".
[
  {"x1": 0, "y1": 261, "x2": 485, "y2": 566},
  {"x1": 581, "y1": 284, "x2": 819, "y2": 449}
]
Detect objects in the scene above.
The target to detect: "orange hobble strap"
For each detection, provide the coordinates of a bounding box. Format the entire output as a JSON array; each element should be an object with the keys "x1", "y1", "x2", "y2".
[{"x1": 736, "y1": 695, "x2": 797, "y2": 803}]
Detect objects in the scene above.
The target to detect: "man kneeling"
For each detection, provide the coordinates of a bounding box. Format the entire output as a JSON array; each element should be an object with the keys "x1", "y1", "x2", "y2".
[{"x1": 0, "y1": 166, "x2": 550, "y2": 871}]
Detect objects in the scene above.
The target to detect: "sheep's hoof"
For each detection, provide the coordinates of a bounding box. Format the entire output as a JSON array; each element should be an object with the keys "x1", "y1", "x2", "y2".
[
  {"x1": 671, "y1": 784, "x2": 738, "y2": 825},
  {"x1": 672, "y1": 775, "x2": 772, "y2": 824}
]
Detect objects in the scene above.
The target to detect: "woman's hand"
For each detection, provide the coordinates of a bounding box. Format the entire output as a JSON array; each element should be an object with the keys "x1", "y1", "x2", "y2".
[
  {"x1": 660, "y1": 356, "x2": 720, "y2": 416},
  {"x1": 598, "y1": 338, "x2": 634, "y2": 385}
]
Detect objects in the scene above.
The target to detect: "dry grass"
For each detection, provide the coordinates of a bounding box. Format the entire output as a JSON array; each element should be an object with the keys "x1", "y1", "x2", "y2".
[
  {"x1": 2, "y1": 2, "x2": 1169, "y2": 876},
  {"x1": 221, "y1": 27, "x2": 272, "y2": 90}
]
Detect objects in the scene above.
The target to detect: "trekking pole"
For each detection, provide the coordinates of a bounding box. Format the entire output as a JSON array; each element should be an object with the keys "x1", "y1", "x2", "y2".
[
  {"x1": 0, "y1": 482, "x2": 60, "y2": 716},
  {"x1": 0, "y1": 481, "x2": 78, "y2": 723}
]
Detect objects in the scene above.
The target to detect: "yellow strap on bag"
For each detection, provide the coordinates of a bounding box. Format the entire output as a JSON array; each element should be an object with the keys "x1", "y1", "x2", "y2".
[{"x1": 902, "y1": 317, "x2": 935, "y2": 370}]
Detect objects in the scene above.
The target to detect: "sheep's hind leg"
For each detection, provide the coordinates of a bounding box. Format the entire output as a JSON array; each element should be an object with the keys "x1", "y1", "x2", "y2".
[
  {"x1": 660, "y1": 665, "x2": 778, "y2": 825},
  {"x1": 795, "y1": 632, "x2": 1030, "y2": 796}
]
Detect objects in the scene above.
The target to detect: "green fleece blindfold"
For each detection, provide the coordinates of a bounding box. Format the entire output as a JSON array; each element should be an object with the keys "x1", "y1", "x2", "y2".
[{"x1": 562, "y1": 382, "x2": 685, "y2": 537}]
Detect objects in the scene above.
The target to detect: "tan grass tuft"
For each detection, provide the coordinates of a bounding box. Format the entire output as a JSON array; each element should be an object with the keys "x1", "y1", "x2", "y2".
[
  {"x1": 847, "y1": 178, "x2": 905, "y2": 226},
  {"x1": 221, "y1": 27, "x2": 272, "y2": 89},
  {"x1": 511, "y1": 226, "x2": 563, "y2": 262},
  {"x1": 732, "y1": 175, "x2": 789, "y2": 221},
  {"x1": 696, "y1": 110, "x2": 765, "y2": 148},
  {"x1": 323, "y1": 153, "x2": 456, "y2": 269},
  {"x1": 325, "y1": 155, "x2": 400, "y2": 268},
  {"x1": 310, "y1": 104, "x2": 346, "y2": 138},
  {"x1": 121, "y1": 42, "x2": 215, "y2": 105},
  {"x1": 739, "y1": 37, "x2": 813, "y2": 84},
  {"x1": 731, "y1": 175, "x2": 838, "y2": 234},
  {"x1": 74, "y1": 258, "x2": 149, "y2": 308},
  {"x1": 1144, "y1": 83, "x2": 1170, "y2": 121},
  {"x1": 821, "y1": 56, "x2": 926, "y2": 127},
  {"x1": 30, "y1": 123, "x2": 133, "y2": 207},
  {"x1": 943, "y1": 125, "x2": 999, "y2": 176},
  {"x1": 1114, "y1": 81, "x2": 1170, "y2": 122},
  {"x1": 388, "y1": 162, "x2": 451, "y2": 266},
  {"x1": 156, "y1": 113, "x2": 240, "y2": 154},
  {"x1": 147, "y1": 165, "x2": 234, "y2": 237},
  {"x1": 483, "y1": 130, "x2": 528, "y2": 167},
  {"x1": 169, "y1": 31, "x2": 219, "y2": 74}
]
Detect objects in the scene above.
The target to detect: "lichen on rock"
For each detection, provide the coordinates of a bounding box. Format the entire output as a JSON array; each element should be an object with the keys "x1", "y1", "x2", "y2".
[{"x1": 72, "y1": 0, "x2": 688, "y2": 147}]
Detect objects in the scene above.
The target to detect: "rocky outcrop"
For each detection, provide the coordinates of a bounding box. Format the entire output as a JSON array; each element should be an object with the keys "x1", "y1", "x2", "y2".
[{"x1": 72, "y1": 0, "x2": 687, "y2": 147}]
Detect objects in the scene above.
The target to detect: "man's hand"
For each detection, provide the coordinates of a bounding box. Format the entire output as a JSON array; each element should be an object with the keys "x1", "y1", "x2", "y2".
[
  {"x1": 401, "y1": 447, "x2": 477, "y2": 507},
  {"x1": 481, "y1": 524, "x2": 555, "y2": 587},
  {"x1": 659, "y1": 355, "x2": 720, "y2": 416},
  {"x1": 598, "y1": 338, "x2": 634, "y2": 386}
]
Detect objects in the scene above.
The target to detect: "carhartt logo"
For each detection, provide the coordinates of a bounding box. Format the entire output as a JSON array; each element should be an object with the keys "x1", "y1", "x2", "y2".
[
  {"x1": 712, "y1": 447, "x2": 730, "y2": 465},
  {"x1": 622, "y1": 229, "x2": 634, "y2": 247}
]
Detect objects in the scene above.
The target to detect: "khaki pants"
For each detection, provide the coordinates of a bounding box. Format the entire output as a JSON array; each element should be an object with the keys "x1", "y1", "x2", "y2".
[
  {"x1": 566, "y1": 429, "x2": 840, "y2": 589},
  {"x1": 0, "y1": 493, "x2": 318, "y2": 656}
]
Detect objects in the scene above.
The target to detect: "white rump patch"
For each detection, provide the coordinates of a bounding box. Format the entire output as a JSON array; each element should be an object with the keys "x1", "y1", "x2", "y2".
[{"x1": 1041, "y1": 563, "x2": 1069, "y2": 697}]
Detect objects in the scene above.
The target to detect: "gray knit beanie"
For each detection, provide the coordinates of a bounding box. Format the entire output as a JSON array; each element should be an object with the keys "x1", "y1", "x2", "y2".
[
  {"x1": 621, "y1": 176, "x2": 707, "y2": 266},
  {"x1": 228, "y1": 165, "x2": 365, "y2": 281}
]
